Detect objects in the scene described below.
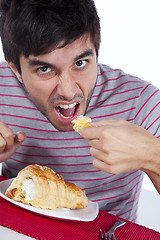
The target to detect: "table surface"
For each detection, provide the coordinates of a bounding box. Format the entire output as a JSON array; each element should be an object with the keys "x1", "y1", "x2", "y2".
[
  {"x1": 0, "y1": 226, "x2": 35, "y2": 240},
  {"x1": 1, "y1": 175, "x2": 160, "y2": 240}
]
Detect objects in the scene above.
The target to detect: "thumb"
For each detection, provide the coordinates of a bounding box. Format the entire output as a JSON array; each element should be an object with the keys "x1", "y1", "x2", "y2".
[
  {"x1": 14, "y1": 131, "x2": 26, "y2": 148},
  {"x1": 0, "y1": 131, "x2": 26, "y2": 163}
]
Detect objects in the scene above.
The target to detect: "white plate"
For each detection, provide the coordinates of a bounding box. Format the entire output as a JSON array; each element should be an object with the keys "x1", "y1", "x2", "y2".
[{"x1": 0, "y1": 178, "x2": 99, "y2": 222}]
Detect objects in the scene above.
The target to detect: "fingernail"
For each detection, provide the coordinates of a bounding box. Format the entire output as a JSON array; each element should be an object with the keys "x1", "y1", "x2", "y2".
[{"x1": 15, "y1": 131, "x2": 26, "y2": 142}]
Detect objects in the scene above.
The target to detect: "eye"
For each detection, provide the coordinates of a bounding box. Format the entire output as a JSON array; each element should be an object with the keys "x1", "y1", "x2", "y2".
[
  {"x1": 36, "y1": 65, "x2": 57, "y2": 79},
  {"x1": 75, "y1": 60, "x2": 88, "y2": 69},
  {"x1": 37, "y1": 66, "x2": 51, "y2": 74}
]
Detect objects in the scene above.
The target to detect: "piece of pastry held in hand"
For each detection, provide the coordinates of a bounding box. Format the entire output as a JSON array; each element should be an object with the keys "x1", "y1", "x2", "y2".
[
  {"x1": 72, "y1": 115, "x2": 92, "y2": 134},
  {"x1": 5, "y1": 164, "x2": 89, "y2": 210}
]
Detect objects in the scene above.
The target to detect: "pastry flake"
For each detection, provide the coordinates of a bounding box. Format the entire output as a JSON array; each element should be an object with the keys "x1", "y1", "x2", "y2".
[{"x1": 72, "y1": 115, "x2": 92, "y2": 134}]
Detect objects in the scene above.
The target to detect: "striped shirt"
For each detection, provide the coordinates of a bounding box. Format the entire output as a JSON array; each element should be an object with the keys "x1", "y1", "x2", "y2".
[{"x1": 1, "y1": 61, "x2": 160, "y2": 221}]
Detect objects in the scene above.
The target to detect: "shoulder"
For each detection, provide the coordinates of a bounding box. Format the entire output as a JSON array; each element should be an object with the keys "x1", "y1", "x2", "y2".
[
  {"x1": 0, "y1": 61, "x2": 19, "y2": 85},
  {"x1": 0, "y1": 61, "x2": 14, "y2": 76},
  {"x1": 0, "y1": 61, "x2": 18, "y2": 83},
  {"x1": 97, "y1": 63, "x2": 157, "y2": 92}
]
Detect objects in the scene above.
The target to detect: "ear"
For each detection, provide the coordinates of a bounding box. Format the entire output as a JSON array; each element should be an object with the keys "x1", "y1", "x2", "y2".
[{"x1": 7, "y1": 61, "x2": 23, "y2": 83}]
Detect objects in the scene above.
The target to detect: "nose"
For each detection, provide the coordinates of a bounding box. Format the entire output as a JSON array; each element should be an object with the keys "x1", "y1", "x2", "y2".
[{"x1": 57, "y1": 71, "x2": 77, "y2": 100}]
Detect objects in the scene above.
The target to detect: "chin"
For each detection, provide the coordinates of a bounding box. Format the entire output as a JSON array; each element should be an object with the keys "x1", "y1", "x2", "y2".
[
  {"x1": 56, "y1": 126, "x2": 74, "y2": 132},
  {"x1": 51, "y1": 122, "x2": 74, "y2": 132}
]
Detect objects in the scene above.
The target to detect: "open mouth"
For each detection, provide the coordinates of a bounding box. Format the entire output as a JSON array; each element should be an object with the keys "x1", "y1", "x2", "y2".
[{"x1": 56, "y1": 102, "x2": 79, "y2": 119}]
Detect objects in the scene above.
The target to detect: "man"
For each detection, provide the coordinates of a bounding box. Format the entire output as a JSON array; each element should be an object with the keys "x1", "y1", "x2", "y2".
[{"x1": 0, "y1": 0, "x2": 160, "y2": 222}]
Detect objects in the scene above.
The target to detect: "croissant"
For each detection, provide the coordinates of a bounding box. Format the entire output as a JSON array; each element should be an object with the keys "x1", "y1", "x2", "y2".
[
  {"x1": 72, "y1": 115, "x2": 92, "y2": 134},
  {"x1": 5, "y1": 164, "x2": 89, "y2": 210}
]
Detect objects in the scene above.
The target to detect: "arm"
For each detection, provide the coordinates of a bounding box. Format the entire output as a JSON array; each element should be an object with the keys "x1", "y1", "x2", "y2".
[
  {"x1": 82, "y1": 119, "x2": 160, "y2": 193},
  {"x1": 0, "y1": 121, "x2": 26, "y2": 163}
]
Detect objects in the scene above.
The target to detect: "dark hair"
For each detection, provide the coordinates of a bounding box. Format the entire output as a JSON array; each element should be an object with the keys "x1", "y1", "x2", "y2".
[{"x1": 0, "y1": 0, "x2": 100, "y2": 71}]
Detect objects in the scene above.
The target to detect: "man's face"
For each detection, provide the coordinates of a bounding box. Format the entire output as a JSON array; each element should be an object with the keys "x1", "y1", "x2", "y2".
[{"x1": 18, "y1": 36, "x2": 98, "y2": 131}]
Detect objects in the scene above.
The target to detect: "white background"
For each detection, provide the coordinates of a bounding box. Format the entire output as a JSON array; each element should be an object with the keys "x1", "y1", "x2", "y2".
[
  {"x1": 0, "y1": 0, "x2": 160, "y2": 193},
  {"x1": 96, "y1": 0, "x2": 160, "y2": 89}
]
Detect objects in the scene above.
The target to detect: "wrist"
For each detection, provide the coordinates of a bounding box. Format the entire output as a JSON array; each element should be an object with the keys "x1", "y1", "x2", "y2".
[{"x1": 141, "y1": 139, "x2": 160, "y2": 176}]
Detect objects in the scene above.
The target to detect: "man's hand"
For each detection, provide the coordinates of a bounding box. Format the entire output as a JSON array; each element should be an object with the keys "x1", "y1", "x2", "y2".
[
  {"x1": 0, "y1": 121, "x2": 26, "y2": 162},
  {"x1": 81, "y1": 119, "x2": 160, "y2": 175}
]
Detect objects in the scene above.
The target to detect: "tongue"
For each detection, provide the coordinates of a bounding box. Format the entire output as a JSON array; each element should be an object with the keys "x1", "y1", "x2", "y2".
[{"x1": 59, "y1": 106, "x2": 76, "y2": 117}]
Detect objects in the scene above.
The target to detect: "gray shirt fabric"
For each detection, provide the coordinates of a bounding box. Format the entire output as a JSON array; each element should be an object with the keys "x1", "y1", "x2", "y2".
[{"x1": 0, "y1": 61, "x2": 160, "y2": 221}]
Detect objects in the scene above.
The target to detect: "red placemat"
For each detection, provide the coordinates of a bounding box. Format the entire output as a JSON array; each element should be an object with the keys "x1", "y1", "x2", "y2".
[{"x1": 0, "y1": 176, "x2": 160, "y2": 240}]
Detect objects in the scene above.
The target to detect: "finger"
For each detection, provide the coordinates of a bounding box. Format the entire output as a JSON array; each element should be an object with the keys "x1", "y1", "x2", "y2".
[
  {"x1": 13, "y1": 131, "x2": 26, "y2": 152},
  {"x1": 93, "y1": 159, "x2": 122, "y2": 175},
  {"x1": 14, "y1": 131, "x2": 26, "y2": 144},
  {"x1": 0, "y1": 128, "x2": 14, "y2": 151},
  {"x1": 93, "y1": 159, "x2": 113, "y2": 174},
  {"x1": 0, "y1": 136, "x2": 6, "y2": 153},
  {"x1": 90, "y1": 120, "x2": 110, "y2": 127},
  {"x1": 90, "y1": 147, "x2": 109, "y2": 163},
  {"x1": 0, "y1": 131, "x2": 26, "y2": 163},
  {"x1": 81, "y1": 121, "x2": 120, "y2": 140},
  {"x1": 81, "y1": 126, "x2": 101, "y2": 140},
  {"x1": 88, "y1": 139, "x2": 101, "y2": 150},
  {"x1": 91, "y1": 119, "x2": 127, "y2": 127}
]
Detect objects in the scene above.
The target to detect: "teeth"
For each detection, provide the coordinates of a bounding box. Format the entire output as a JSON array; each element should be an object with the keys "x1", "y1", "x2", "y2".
[
  {"x1": 59, "y1": 112, "x2": 73, "y2": 119},
  {"x1": 59, "y1": 102, "x2": 77, "y2": 109},
  {"x1": 56, "y1": 102, "x2": 77, "y2": 119}
]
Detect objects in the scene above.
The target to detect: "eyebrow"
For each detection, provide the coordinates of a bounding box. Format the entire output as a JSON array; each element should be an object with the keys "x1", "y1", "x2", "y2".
[
  {"x1": 28, "y1": 49, "x2": 94, "y2": 68},
  {"x1": 28, "y1": 59, "x2": 54, "y2": 68},
  {"x1": 74, "y1": 49, "x2": 94, "y2": 62}
]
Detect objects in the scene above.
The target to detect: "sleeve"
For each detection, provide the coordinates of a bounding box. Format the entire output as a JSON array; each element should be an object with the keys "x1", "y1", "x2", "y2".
[{"x1": 133, "y1": 82, "x2": 160, "y2": 139}]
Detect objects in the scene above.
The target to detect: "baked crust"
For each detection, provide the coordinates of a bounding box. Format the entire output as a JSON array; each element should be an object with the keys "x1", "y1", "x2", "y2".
[{"x1": 5, "y1": 164, "x2": 89, "y2": 210}]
